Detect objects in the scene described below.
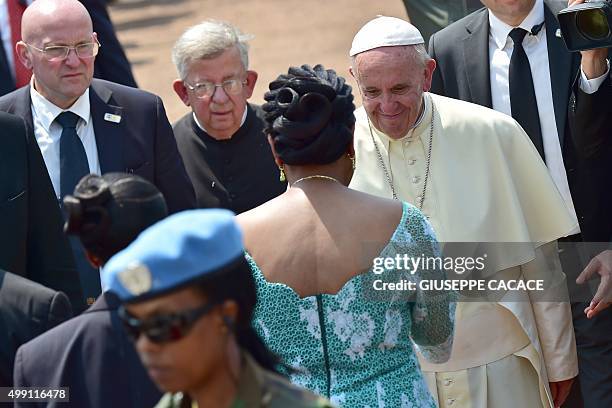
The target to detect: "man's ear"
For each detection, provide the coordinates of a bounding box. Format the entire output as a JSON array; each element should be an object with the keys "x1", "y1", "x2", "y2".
[
  {"x1": 243, "y1": 70, "x2": 258, "y2": 98},
  {"x1": 422, "y1": 58, "x2": 437, "y2": 92},
  {"x1": 172, "y1": 79, "x2": 191, "y2": 107},
  {"x1": 15, "y1": 41, "x2": 33, "y2": 70}
]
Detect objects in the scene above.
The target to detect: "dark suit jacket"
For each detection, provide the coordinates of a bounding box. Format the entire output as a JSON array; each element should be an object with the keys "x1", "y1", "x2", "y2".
[
  {"x1": 0, "y1": 33, "x2": 15, "y2": 96},
  {"x1": 0, "y1": 270, "x2": 72, "y2": 387},
  {"x1": 0, "y1": 112, "x2": 82, "y2": 308},
  {"x1": 80, "y1": 0, "x2": 138, "y2": 88},
  {"x1": 429, "y1": 0, "x2": 612, "y2": 242},
  {"x1": 0, "y1": 79, "x2": 196, "y2": 215},
  {"x1": 13, "y1": 292, "x2": 161, "y2": 408}
]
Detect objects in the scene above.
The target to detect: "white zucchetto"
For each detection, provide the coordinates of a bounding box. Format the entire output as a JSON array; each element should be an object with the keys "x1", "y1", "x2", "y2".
[{"x1": 349, "y1": 15, "x2": 424, "y2": 56}]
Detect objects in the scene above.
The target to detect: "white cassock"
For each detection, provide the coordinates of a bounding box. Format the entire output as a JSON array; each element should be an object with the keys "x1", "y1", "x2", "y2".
[{"x1": 350, "y1": 92, "x2": 578, "y2": 408}]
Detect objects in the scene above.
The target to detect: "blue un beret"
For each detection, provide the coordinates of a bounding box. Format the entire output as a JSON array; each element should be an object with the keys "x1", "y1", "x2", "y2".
[{"x1": 102, "y1": 209, "x2": 244, "y2": 302}]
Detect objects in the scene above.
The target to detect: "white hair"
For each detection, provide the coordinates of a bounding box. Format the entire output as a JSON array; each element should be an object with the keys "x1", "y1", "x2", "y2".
[{"x1": 171, "y1": 20, "x2": 253, "y2": 80}]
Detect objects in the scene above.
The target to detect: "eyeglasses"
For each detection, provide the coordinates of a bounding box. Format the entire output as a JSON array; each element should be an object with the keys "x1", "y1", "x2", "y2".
[
  {"x1": 184, "y1": 79, "x2": 247, "y2": 99},
  {"x1": 118, "y1": 302, "x2": 216, "y2": 344},
  {"x1": 24, "y1": 40, "x2": 101, "y2": 61}
]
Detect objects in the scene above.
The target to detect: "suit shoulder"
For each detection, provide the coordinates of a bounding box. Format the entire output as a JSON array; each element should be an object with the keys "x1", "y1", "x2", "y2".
[
  {"x1": 0, "y1": 271, "x2": 72, "y2": 343},
  {"x1": 19, "y1": 308, "x2": 111, "y2": 356},
  {"x1": 545, "y1": 0, "x2": 568, "y2": 14},
  {"x1": 91, "y1": 79, "x2": 161, "y2": 103},
  {"x1": 0, "y1": 86, "x2": 29, "y2": 111},
  {"x1": 432, "y1": 8, "x2": 487, "y2": 41},
  {"x1": 0, "y1": 111, "x2": 24, "y2": 126},
  {"x1": 1, "y1": 270, "x2": 64, "y2": 306}
]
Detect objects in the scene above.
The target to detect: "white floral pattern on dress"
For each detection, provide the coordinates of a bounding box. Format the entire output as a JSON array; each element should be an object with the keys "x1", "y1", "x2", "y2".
[
  {"x1": 300, "y1": 297, "x2": 322, "y2": 340},
  {"x1": 327, "y1": 281, "x2": 376, "y2": 361},
  {"x1": 379, "y1": 309, "x2": 403, "y2": 351}
]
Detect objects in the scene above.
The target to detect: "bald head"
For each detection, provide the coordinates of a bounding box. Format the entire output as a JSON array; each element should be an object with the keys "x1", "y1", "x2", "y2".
[
  {"x1": 17, "y1": 0, "x2": 97, "y2": 109},
  {"x1": 22, "y1": 0, "x2": 92, "y2": 44}
]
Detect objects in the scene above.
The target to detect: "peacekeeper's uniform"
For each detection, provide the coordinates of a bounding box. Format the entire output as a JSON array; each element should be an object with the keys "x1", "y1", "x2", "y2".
[{"x1": 154, "y1": 352, "x2": 334, "y2": 408}]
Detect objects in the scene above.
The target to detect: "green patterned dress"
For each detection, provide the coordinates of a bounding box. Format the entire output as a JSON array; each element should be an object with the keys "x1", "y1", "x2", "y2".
[{"x1": 248, "y1": 202, "x2": 455, "y2": 407}]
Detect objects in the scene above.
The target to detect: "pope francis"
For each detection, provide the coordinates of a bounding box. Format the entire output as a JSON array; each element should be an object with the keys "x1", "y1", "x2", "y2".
[{"x1": 348, "y1": 16, "x2": 578, "y2": 408}]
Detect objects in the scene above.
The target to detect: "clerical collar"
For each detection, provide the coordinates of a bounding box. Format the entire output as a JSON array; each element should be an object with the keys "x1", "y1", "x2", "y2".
[
  {"x1": 489, "y1": 0, "x2": 545, "y2": 50},
  {"x1": 192, "y1": 106, "x2": 248, "y2": 136}
]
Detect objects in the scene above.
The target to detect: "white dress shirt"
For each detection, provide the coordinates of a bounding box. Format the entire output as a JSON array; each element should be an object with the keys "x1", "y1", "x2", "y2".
[
  {"x1": 30, "y1": 86, "x2": 101, "y2": 201},
  {"x1": 488, "y1": 0, "x2": 609, "y2": 235}
]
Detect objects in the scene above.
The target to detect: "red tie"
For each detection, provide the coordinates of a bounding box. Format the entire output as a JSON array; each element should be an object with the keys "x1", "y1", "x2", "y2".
[{"x1": 7, "y1": 0, "x2": 31, "y2": 88}]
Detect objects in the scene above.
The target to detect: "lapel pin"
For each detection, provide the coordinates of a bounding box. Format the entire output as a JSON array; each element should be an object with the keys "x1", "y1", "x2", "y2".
[
  {"x1": 104, "y1": 113, "x2": 122, "y2": 123},
  {"x1": 555, "y1": 29, "x2": 563, "y2": 39}
]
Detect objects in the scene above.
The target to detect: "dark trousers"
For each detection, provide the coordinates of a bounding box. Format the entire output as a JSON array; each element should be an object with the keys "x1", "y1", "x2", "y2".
[{"x1": 559, "y1": 236, "x2": 612, "y2": 408}]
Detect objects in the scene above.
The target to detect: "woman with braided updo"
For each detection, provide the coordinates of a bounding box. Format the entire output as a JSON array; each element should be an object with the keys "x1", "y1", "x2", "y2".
[
  {"x1": 64, "y1": 173, "x2": 168, "y2": 267},
  {"x1": 236, "y1": 65, "x2": 455, "y2": 407}
]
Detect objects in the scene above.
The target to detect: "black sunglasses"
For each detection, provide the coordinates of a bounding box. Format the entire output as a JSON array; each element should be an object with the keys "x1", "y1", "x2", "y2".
[{"x1": 118, "y1": 302, "x2": 216, "y2": 344}]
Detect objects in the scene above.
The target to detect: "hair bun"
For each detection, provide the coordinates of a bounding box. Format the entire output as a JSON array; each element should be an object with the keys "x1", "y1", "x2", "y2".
[
  {"x1": 272, "y1": 91, "x2": 333, "y2": 145},
  {"x1": 63, "y1": 195, "x2": 84, "y2": 234},
  {"x1": 263, "y1": 64, "x2": 355, "y2": 166},
  {"x1": 63, "y1": 174, "x2": 113, "y2": 236}
]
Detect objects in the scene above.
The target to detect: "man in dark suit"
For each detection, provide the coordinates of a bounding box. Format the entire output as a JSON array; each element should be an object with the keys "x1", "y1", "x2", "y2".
[
  {"x1": 0, "y1": 0, "x2": 195, "y2": 310},
  {"x1": 428, "y1": 1, "x2": 612, "y2": 406},
  {"x1": 0, "y1": 269, "x2": 72, "y2": 386},
  {"x1": 0, "y1": 111, "x2": 82, "y2": 309}
]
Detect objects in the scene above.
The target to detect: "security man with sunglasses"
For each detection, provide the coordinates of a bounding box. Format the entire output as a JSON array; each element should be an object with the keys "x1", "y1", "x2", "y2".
[{"x1": 103, "y1": 209, "x2": 333, "y2": 408}]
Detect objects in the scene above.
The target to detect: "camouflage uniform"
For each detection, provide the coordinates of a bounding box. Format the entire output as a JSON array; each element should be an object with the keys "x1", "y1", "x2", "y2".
[{"x1": 154, "y1": 352, "x2": 334, "y2": 408}]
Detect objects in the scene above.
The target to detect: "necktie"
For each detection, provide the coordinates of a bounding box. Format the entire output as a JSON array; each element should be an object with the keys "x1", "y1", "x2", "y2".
[
  {"x1": 7, "y1": 0, "x2": 31, "y2": 87},
  {"x1": 57, "y1": 111, "x2": 89, "y2": 199},
  {"x1": 56, "y1": 111, "x2": 101, "y2": 307},
  {"x1": 508, "y1": 27, "x2": 545, "y2": 160}
]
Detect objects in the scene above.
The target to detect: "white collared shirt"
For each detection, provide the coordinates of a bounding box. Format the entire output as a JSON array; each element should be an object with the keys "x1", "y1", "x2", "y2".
[
  {"x1": 487, "y1": 0, "x2": 608, "y2": 235},
  {"x1": 30, "y1": 85, "x2": 100, "y2": 201}
]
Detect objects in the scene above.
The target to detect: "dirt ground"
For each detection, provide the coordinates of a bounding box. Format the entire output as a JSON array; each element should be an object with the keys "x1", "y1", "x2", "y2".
[{"x1": 108, "y1": 0, "x2": 409, "y2": 123}]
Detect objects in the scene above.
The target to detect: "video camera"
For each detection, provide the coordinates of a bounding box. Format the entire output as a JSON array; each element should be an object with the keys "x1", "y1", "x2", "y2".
[{"x1": 558, "y1": 0, "x2": 612, "y2": 51}]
